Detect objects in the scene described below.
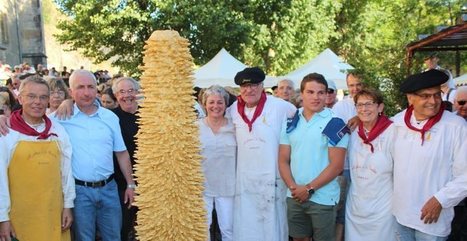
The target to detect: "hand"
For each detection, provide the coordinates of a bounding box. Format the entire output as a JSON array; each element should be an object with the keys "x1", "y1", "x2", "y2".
[
  {"x1": 54, "y1": 99, "x2": 74, "y2": 120},
  {"x1": 420, "y1": 196, "x2": 442, "y2": 224},
  {"x1": 0, "y1": 115, "x2": 10, "y2": 136},
  {"x1": 61, "y1": 208, "x2": 73, "y2": 231},
  {"x1": 347, "y1": 116, "x2": 361, "y2": 132},
  {"x1": 124, "y1": 188, "x2": 135, "y2": 209},
  {"x1": 0, "y1": 221, "x2": 16, "y2": 241},
  {"x1": 291, "y1": 185, "x2": 310, "y2": 203}
]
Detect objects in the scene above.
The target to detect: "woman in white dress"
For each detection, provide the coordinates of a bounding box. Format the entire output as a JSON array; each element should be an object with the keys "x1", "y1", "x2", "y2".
[
  {"x1": 345, "y1": 88, "x2": 397, "y2": 241},
  {"x1": 198, "y1": 85, "x2": 236, "y2": 241}
]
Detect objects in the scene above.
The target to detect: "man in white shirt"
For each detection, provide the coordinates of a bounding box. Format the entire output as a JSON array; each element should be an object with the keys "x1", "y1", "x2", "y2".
[
  {"x1": 0, "y1": 76, "x2": 75, "y2": 241},
  {"x1": 453, "y1": 86, "x2": 467, "y2": 120},
  {"x1": 277, "y1": 79, "x2": 295, "y2": 102},
  {"x1": 392, "y1": 69, "x2": 467, "y2": 241},
  {"x1": 331, "y1": 71, "x2": 363, "y2": 241},
  {"x1": 230, "y1": 67, "x2": 296, "y2": 241}
]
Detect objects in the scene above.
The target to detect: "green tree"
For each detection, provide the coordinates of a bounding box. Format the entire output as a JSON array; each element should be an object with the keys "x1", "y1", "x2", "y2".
[
  {"x1": 329, "y1": 0, "x2": 464, "y2": 115},
  {"x1": 54, "y1": 0, "x2": 342, "y2": 75}
]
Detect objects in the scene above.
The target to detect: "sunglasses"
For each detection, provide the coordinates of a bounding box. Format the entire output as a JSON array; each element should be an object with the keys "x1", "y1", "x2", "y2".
[{"x1": 457, "y1": 100, "x2": 466, "y2": 106}]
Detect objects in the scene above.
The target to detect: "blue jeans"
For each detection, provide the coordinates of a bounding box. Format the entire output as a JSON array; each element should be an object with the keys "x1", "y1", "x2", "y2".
[
  {"x1": 73, "y1": 180, "x2": 122, "y2": 241},
  {"x1": 395, "y1": 222, "x2": 447, "y2": 241}
]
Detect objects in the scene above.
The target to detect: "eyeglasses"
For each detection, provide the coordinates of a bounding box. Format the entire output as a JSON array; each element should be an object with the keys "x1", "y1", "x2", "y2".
[
  {"x1": 457, "y1": 100, "x2": 466, "y2": 106},
  {"x1": 327, "y1": 89, "x2": 335, "y2": 94},
  {"x1": 413, "y1": 92, "x2": 442, "y2": 100},
  {"x1": 51, "y1": 90, "x2": 65, "y2": 97},
  {"x1": 118, "y1": 88, "x2": 137, "y2": 95},
  {"x1": 22, "y1": 94, "x2": 49, "y2": 102},
  {"x1": 355, "y1": 101, "x2": 376, "y2": 109},
  {"x1": 240, "y1": 83, "x2": 262, "y2": 90}
]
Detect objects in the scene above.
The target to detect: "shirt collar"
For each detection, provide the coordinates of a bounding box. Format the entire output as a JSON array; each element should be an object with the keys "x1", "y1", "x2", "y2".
[
  {"x1": 72, "y1": 100, "x2": 100, "y2": 118},
  {"x1": 298, "y1": 107, "x2": 331, "y2": 120}
]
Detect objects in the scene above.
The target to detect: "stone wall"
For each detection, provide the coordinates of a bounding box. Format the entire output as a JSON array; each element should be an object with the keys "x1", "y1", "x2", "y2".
[{"x1": 0, "y1": 0, "x2": 46, "y2": 67}]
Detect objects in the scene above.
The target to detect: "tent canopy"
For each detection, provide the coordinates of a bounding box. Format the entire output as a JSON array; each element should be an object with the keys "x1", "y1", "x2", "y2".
[
  {"x1": 194, "y1": 48, "x2": 282, "y2": 88},
  {"x1": 454, "y1": 73, "x2": 467, "y2": 85},
  {"x1": 194, "y1": 48, "x2": 247, "y2": 88},
  {"x1": 285, "y1": 48, "x2": 353, "y2": 90}
]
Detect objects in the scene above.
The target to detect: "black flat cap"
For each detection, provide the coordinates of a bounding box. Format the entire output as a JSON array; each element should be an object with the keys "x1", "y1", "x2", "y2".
[
  {"x1": 234, "y1": 67, "x2": 265, "y2": 85},
  {"x1": 400, "y1": 69, "x2": 449, "y2": 93}
]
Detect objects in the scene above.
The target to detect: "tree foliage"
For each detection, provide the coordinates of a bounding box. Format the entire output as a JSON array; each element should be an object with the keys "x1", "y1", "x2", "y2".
[{"x1": 54, "y1": 0, "x2": 465, "y2": 114}]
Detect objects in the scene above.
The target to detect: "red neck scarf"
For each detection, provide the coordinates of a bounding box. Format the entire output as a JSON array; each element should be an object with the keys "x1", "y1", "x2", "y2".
[
  {"x1": 357, "y1": 114, "x2": 393, "y2": 153},
  {"x1": 10, "y1": 109, "x2": 57, "y2": 139},
  {"x1": 403, "y1": 104, "x2": 444, "y2": 145},
  {"x1": 237, "y1": 91, "x2": 267, "y2": 132}
]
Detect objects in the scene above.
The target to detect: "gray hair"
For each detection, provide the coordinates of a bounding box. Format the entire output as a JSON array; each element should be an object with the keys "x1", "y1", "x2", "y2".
[
  {"x1": 69, "y1": 69, "x2": 97, "y2": 89},
  {"x1": 277, "y1": 78, "x2": 294, "y2": 89},
  {"x1": 202, "y1": 85, "x2": 229, "y2": 108},
  {"x1": 112, "y1": 77, "x2": 140, "y2": 94},
  {"x1": 19, "y1": 75, "x2": 49, "y2": 93}
]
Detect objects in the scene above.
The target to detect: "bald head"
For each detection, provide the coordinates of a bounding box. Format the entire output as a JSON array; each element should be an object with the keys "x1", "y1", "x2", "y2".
[
  {"x1": 454, "y1": 86, "x2": 467, "y2": 119},
  {"x1": 69, "y1": 69, "x2": 97, "y2": 90}
]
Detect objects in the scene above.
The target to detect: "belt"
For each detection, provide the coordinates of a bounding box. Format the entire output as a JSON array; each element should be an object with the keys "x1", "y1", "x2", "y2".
[{"x1": 75, "y1": 174, "x2": 114, "y2": 188}]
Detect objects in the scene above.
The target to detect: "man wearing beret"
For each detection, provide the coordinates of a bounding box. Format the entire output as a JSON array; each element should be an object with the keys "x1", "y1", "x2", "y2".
[
  {"x1": 391, "y1": 69, "x2": 467, "y2": 241},
  {"x1": 229, "y1": 67, "x2": 296, "y2": 241}
]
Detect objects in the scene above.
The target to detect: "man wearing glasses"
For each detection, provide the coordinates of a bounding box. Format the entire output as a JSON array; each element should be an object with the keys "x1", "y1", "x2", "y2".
[
  {"x1": 392, "y1": 69, "x2": 467, "y2": 241},
  {"x1": 230, "y1": 67, "x2": 296, "y2": 241},
  {"x1": 448, "y1": 86, "x2": 467, "y2": 241},
  {"x1": 325, "y1": 80, "x2": 338, "y2": 108},
  {"x1": 453, "y1": 86, "x2": 467, "y2": 121},
  {"x1": 111, "y1": 77, "x2": 140, "y2": 241},
  {"x1": 0, "y1": 75, "x2": 75, "y2": 241}
]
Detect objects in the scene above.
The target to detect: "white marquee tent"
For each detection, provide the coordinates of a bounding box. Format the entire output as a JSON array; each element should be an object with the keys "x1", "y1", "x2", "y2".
[
  {"x1": 194, "y1": 48, "x2": 277, "y2": 88},
  {"x1": 454, "y1": 73, "x2": 467, "y2": 86},
  {"x1": 285, "y1": 48, "x2": 354, "y2": 89},
  {"x1": 194, "y1": 48, "x2": 246, "y2": 88}
]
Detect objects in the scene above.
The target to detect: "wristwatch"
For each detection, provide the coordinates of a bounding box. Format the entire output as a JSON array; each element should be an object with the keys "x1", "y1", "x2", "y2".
[
  {"x1": 306, "y1": 186, "x2": 315, "y2": 196},
  {"x1": 127, "y1": 183, "x2": 137, "y2": 189}
]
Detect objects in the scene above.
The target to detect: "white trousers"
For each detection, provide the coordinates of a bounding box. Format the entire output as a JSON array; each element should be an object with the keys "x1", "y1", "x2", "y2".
[{"x1": 203, "y1": 195, "x2": 234, "y2": 241}]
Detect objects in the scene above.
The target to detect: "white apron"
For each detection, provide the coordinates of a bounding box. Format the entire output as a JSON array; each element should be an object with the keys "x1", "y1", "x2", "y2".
[
  {"x1": 231, "y1": 96, "x2": 295, "y2": 241},
  {"x1": 345, "y1": 126, "x2": 397, "y2": 241}
]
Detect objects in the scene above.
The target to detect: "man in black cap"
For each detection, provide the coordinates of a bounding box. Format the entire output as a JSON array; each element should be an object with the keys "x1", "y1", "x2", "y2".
[
  {"x1": 229, "y1": 67, "x2": 296, "y2": 241},
  {"x1": 391, "y1": 69, "x2": 467, "y2": 241}
]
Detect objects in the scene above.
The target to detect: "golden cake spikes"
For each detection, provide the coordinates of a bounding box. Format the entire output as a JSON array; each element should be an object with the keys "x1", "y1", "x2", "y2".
[{"x1": 134, "y1": 30, "x2": 206, "y2": 241}]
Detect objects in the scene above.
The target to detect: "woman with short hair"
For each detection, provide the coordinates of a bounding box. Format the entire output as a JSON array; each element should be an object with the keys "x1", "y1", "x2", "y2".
[
  {"x1": 345, "y1": 88, "x2": 396, "y2": 241},
  {"x1": 198, "y1": 85, "x2": 236, "y2": 241},
  {"x1": 46, "y1": 77, "x2": 70, "y2": 114}
]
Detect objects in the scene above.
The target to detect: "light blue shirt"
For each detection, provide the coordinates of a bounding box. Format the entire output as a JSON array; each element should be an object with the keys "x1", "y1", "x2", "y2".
[
  {"x1": 52, "y1": 103, "x2": 126, "y2": 182},
  {"x1": 280, "y1": 107, "x2": 349, "y2": 205}
]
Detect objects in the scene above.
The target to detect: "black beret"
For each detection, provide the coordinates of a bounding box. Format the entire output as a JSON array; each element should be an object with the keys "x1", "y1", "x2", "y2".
[
  {"x1": 400, "y1": 69, "x2": 449, "y2": 93},
  {"x1": 234, "y1": 67, "x2": 265, "y2": 85}
]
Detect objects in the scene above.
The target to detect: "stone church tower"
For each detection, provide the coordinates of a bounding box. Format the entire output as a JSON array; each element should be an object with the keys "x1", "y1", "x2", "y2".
[{"x1": 0, "y1": 0, "x2": 47, "y2": 68}]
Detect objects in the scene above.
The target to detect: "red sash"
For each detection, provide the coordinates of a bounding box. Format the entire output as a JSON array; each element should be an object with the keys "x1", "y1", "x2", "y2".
[{"x1": 10, "y1": 109, "x2": 57, "y2": 139}]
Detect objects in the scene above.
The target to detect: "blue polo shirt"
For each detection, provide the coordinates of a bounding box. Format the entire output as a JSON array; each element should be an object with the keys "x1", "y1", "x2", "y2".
[
  {"x1": 280, "y1": 107, "x2": 349, "y2": 205},
  {"x1": 53, "y1": 103, "x2": 126, "y2": 182}
]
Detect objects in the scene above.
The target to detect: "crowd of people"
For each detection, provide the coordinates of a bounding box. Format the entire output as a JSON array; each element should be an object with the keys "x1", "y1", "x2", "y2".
[
  {"x1": 0, "y1": 66, "x2": 140, "y2": 241},
  {"x1": 0, "y1": 56, "x2": 465, "y2": 241}
]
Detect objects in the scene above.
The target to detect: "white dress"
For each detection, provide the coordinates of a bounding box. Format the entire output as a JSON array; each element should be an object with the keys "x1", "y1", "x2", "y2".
[
  {"x1": 345, "y1": 125, "x2": 397, "y2": 241},
  {"x1": 229, "y1": 96, "x2": 296, "y2": 241}
]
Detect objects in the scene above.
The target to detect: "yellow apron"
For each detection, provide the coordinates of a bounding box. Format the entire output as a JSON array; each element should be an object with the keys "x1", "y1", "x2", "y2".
[{"x1": 8, "y1": 140, "x2": 71, "y2": 241}]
